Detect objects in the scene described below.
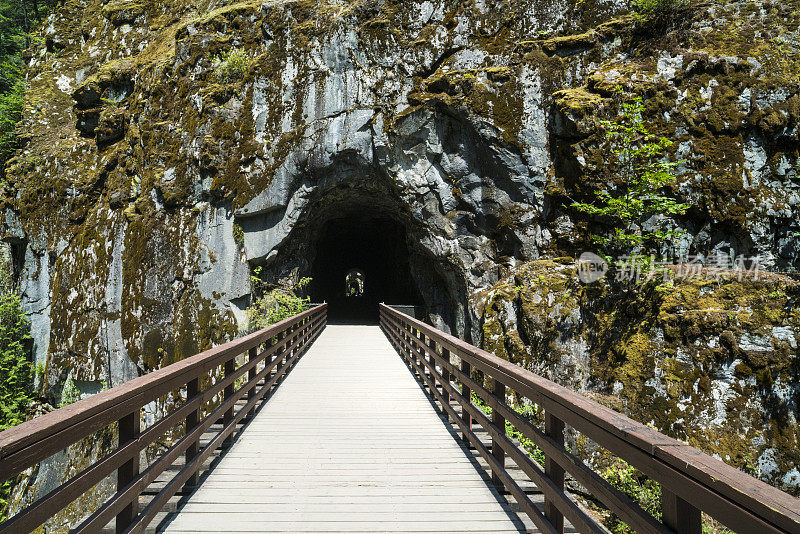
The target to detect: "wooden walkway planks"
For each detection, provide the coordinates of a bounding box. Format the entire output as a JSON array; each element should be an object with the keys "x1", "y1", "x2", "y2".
[{"x1": 160, "y1": 325, "x2": 528, "y2": 533}]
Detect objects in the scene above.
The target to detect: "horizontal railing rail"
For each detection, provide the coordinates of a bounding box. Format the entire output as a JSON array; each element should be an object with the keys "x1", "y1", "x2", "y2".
[
  {"x1": 379, "y1": 303, "x2": 800, "y2": 534},
  {"x1": 0, "y1": 303, "x2": 327, "y2": 534}
]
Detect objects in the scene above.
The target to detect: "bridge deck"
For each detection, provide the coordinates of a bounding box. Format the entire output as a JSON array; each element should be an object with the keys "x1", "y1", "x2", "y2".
[{"x1": 161, "y1": 325, "x2": 527, "y2": 533}]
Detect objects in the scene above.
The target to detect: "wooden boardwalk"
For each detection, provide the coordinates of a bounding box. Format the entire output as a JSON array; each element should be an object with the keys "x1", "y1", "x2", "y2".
[{"x1": 160, "y1": 325, "x2": 527, "y2": 533}]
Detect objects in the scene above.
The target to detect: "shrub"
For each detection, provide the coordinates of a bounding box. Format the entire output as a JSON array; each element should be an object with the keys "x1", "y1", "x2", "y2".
[
  {"x1": 602, "y1": 460, "x2": 662, "y2": 533},
  {"x1": 0, "y1": 78, "x2": 23, "y2": 176},
  {"x1": 245, "y1": 275, "x2": 311, "y2": 331},
  {"x1": 59, "y1": 376, "x2": 80, "y2": 407},
  {"x1": 472, "y1": 392, "x2": 547, "y2": 467},
  {"x1": 215, "y1": 48, "x2": 251, "y2": 81}
]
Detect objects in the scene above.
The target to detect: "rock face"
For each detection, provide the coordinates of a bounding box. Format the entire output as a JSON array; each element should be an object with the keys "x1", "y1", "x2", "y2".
[
  {"x1": 480, "y1": 260, "x2": 800, "y2": 494},
  {"x1": 2, "y1": 0, "x2": 800, "y2": 524}
]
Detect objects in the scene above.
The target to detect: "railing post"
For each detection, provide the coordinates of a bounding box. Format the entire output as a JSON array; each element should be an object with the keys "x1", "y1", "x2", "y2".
[
  {"x1": 425, "y1": 334, "x2": 435, "y2": 388},
  {"x1": 408, "y1": 326, "x2": 416, "y2": 371},
  {"x1": 282, "y1": 326, "x2": 292, "y2": 372},
  {"x1": 407, "y1": 325, "x2": 417, "y2": 375},
  {"x1": 222, "y1": 356, "x2": 236, "y2": 446},
  {"x1": 116, "y1": 409, "x2": 141, "y2": 533},
  {"x1": 440, "y1": 345, "x2": 450, "y2": 422},
  {"x1": 272, "y1": 330, "x2": 282, "y2": 371},
  {"x1": 247, "y1": 346, "x2": 257, "y2": 415},
  {"x1": 544, "y1": 411, "x2": 565, "y2": 533},
  {"x1": 300, "y1": 317, "x2": 308, "y2": 354},
  {"x1": 298, "y1": 318, "x2": 306, "y2": 357},
  {"x1": 662, "y1": 489, "x2": 702, "y2": 534},
  {"x1": 491, "y1": 378, "x2": 506, "y2": 487},
  {"x1": 294, "y1": 319, "x2": 303, "y2": 366},
  {"x1": 185, "y1": 377, "x2": 200, "y2": 489},
  {"x1": 460, "y1": 359, "x2": 472, "y2": 443}
]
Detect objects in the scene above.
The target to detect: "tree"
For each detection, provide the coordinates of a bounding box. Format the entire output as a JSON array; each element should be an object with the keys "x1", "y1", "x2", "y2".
[
  {"x1": 570, "y1": 92, "x2": 689, "y2": 259},
  {"x1": 0, "y1": 0, "x2": 60, "y2": 180}
]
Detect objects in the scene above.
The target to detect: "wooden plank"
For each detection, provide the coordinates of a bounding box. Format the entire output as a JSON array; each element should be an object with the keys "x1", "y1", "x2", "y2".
[
  {"x1": 184, "y1": 377, "x2": 200, "y2": 489},
  {"x1": 127, "y1": 322, "x2": 325, "y2": 534},
  {"x1": 0, "y1": 306, "x2": 326, "y2": 481},
  {"x1": 116, "y1": 411, "x2": 141, "y2": 533},
  {"x1": 662, "y1": 489, "x2": 701, "y2": 534},
  {"x1": 544, "y1": 412, "x2": 565, "y2": 534},
  {"x1": 380, "y1": 305, "x2": 800, "y2": 534},
  {"x1": 162, "y1": 325, "x2": 526, "y2": 534},
  {"x1": 382, "y1": 320, "x2": 554, "y2": 534},
  {"x1": 69, "y1": 318, "x2": 325, "y2": 534}
]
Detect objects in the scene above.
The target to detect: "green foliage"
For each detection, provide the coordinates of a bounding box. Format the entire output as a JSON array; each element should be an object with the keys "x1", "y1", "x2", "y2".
[
  {"x1": 232, "y1": 222, "x2": 244, "y2": 248},
  {"x1": 571, "y1": 92, "x2": 689, "y2": 258},
  {"x1": 0, "y1": 292, "x2": 32, "y2": 430},
  {"x1": 245, "y1": 275, "x2": 312, "y2": 331},
  {"x1": 0, "y1": 293, "x2": 32, "y2": 520},
  {"x1": 0, "y1": 0, "x2": 60, "y2": 180},
  {"x1": 0, "y1": 259, "x2": 33, "y2": 519},
  {"x1": 0, "y1": 65, "x2": 23, "y2": 176},
  {"x1": 59, "y1": 376, "x2": 80, "y2": 407},
  {"x1": 215, "y1": 48, "x2": 251, "y2": 81},
  {"x1": 602, "y1": 460, "x2": 662, "y2": 533},
  {"x1": 471, "y1": 392, "x2": 547, "y2": 467},
  {"x1": 631, "y1": 0, "x2": 689, "y2": 19}
]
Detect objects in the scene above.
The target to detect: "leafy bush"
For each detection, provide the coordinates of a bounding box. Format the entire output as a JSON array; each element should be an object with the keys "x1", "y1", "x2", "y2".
[
  {"x1": 602, "y1": 460, "x2": 662, "y2": 533},
  {"x1": 215, "y1": 48, "x2": 251, "y2": 81},
  {"x1": 472, "y1": 392, "x2": 547, "y2": 467},
  {"x1": 245, "y1": 273, "x2": 311, "y2": 331},
  {"x1": 570, "y1": 91, "x2": 689, "y2": 258}
]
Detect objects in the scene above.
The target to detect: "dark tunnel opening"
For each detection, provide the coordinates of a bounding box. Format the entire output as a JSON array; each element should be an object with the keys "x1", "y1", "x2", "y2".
[{"x1": 308, "y1": 214, "x2": 425, "y2": 323}]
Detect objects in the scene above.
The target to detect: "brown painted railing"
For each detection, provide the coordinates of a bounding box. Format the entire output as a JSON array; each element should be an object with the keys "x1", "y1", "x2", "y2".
[
  {"x1": 0, "y1": 304, "x2": 327, "y2": 534},
  {"x1": 380, "y1": 304, "x2": 800, "y2": 534}
]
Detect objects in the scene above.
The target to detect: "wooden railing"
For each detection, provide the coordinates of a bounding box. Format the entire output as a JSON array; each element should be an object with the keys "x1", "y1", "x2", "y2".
[
  {"x1": 380, "y1": 304, "x2": 800, "y2": 534},
  {"x1": 0, "y1": 304, "x2": 327, "y2": 534}
]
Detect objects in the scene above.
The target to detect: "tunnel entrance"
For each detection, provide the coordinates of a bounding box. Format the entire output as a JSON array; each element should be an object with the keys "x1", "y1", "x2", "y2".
[{"x1": 308, "y1": 215, "x2": 424, "y2": 324}]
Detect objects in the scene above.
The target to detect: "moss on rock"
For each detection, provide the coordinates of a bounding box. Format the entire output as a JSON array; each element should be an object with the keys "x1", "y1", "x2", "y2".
[{"x1": 480, "y1": 260, "x2": 800, "y2": 494}]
